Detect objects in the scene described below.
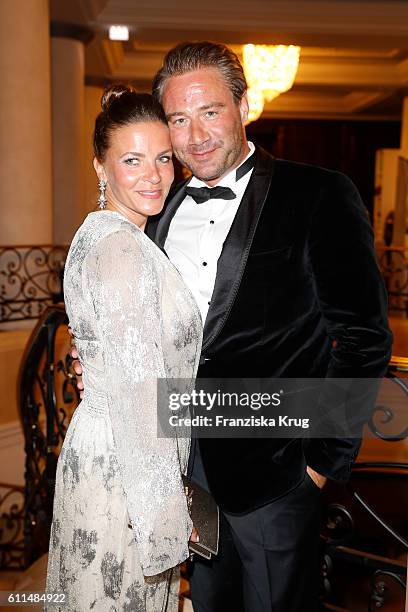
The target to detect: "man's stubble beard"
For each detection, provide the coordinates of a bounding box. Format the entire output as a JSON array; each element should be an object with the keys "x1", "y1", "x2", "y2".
[{"x1": 175, "y1": 130, "x2": 246, "y2": 183}]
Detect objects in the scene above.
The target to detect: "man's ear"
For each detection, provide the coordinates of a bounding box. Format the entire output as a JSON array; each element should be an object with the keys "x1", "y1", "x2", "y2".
[
  {"x1": 239, "y1": 93, "x2": 249, "y2": 125},
  {"x1": 93, "y1": 157, "x2": 106, "y2": 182}
]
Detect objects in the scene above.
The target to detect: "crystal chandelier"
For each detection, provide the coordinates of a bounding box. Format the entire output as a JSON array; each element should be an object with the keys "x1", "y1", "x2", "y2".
[
  {"x1": 243, "y1": 44, "x2": 301, "y2": 123},
  {"x1": 246, "y1": 87, "x2": 265, "y2": 124}
]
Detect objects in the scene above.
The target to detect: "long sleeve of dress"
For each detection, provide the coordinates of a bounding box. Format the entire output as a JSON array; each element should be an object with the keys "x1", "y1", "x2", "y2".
[{"x1": 84, "y1": 229, "x2": 193, "y2": 577}]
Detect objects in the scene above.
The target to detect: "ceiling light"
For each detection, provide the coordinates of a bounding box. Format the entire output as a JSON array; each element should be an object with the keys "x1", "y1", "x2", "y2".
[
  {"x1": 246, "y1": 88, "x2": 265, "y2": 124},
  {"x1": 243, "y1": 44, "x2": 300, "y2": 101},
  {"x1": 109, "y1": 25, "x2": 129, "y2": 41}
]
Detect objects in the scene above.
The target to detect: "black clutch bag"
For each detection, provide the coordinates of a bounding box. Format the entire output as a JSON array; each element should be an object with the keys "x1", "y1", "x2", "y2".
[{"x1": 182, "y1": 475, "x2": 219, "y2": 560}]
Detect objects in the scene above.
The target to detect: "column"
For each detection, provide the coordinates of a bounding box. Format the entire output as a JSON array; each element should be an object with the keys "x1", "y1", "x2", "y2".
[
  {"x1": 0, "y1": 0, "x2": 52, "y2": 245},
  {"x1": 85, "y1": 84, "x2": 104, "y2": 212},
  {"x1": 51, "y1": 23, "x2": 93, "y2": 244},
  {"x1": 401, "y1": 97, "x2": 408, "y2": 157}
]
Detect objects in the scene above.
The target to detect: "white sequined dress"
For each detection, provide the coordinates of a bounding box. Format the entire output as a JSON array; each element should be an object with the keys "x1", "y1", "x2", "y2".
[{"x1": 45, "y1": 211, "x2": 202, "y2": 611}]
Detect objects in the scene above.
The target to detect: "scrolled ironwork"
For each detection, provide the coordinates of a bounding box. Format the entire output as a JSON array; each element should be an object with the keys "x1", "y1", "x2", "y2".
[
  {"x1": 347, "y1": 372, "x2": 408, "y2": 553},
  {"x1": 321, "y1": 371, "x2": 408, "y2": 608},
  {"x1": 367, "y1": 375, "x2": 408, "y2": 441},
  {"x1": 0, "y1": 245, "x2": 68, "y2": 322},
  {"x1": 320, "y1": 553, "x2": 333, "y2": 599},
  {"x1": 369, "y1": 570, "x2": 407, "y2": 610},
  {"x1": 323, "y1": 503, "x2": 354, "y2": 544},
  {"x1": 16, "y1": 306, "x2": 79, "y2": 568},
  {"x1": 0, "y1": 485, "x2": 25, "y2": 569},
  {"x1": 368, "y1": 404, "x2": 408, "y2": 441}
]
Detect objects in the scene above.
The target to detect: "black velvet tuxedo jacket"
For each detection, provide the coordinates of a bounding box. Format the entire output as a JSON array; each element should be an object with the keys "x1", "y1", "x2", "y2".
[{"x1": 147, "y1": 146, "x2": 392, "y2": 514}]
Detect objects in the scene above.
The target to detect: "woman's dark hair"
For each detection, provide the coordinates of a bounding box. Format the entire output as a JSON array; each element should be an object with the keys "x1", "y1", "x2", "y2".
[
  {"x1": 93, "y1": 84, "x2": 167, "y2": 161},
  {"x1": 152, "y1": 41, "x2": 247, "y2": 105}
]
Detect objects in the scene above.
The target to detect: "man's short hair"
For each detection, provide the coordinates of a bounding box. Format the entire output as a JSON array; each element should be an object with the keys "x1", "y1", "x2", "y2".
[{"x1": 152, "y1": 41, "x2": 248, "y2": 105}]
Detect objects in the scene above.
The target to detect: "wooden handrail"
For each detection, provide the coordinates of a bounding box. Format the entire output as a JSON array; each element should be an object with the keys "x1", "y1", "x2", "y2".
[{"x1": 389, "y1": 355, "x2": 408, "y2": 372}]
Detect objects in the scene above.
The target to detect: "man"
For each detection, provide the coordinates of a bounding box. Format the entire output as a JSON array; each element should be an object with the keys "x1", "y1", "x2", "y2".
[
  {"x1": 148, "y1": 42, "x2": 392, "y2": 612},
  {"x1": 74, "y1": 42, "x2": 391, "y2": 611}
]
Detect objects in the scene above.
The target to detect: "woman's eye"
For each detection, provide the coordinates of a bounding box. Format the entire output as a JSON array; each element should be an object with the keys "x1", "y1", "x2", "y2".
[
  {"x1": 158, "y1": 156, "x2": 171, "y2": 164},
  {"x1": 124, "y1": 158, "x2": 139, "y2": 166}
]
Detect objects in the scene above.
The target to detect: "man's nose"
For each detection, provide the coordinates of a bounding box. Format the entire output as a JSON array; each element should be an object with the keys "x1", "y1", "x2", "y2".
[{"x1": 189, "y1": 119, "x2": 209, "y2": 145}]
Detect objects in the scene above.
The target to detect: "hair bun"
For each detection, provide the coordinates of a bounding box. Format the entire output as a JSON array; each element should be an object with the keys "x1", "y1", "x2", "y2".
[{"x1": 101, "y1": 84, "x2": 137, "y2": 112}]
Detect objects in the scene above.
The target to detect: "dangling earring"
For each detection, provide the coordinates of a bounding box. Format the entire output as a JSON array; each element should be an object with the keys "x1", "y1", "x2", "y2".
[{"x1": 98, "y1": 178, "x2": 107, "y2": 209}]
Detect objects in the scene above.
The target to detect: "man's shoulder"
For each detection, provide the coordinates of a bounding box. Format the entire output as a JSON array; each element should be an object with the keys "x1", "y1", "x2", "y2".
[
  {"x1": 254, "y1": 146, "x2": 353, "y2": 190},
  {"x1": 269, "y1": 156, "x2": 359, "y2": 201},
  {"x1": 273, "y1": 157, "x2": 344, "y2": 183}
]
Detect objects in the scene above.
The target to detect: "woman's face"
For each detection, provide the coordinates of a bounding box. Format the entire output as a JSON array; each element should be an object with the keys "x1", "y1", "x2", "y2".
[{"x1": 94, "y1": 120, "x2": 174, "y2": 229}]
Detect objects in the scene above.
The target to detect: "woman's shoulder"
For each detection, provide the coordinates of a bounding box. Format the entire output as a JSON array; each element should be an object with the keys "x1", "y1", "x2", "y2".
[
  {"x1": 84, "y1": 210, "x2": 142, "y2": 238},
  {"x1": 87, "y1": 212, "x2": 162, "y2": 269},
  {"x1": 65, "y1": 211, "x2": 148, "y2": 274},
  {"x1": 75, "y1": 211, "x2": 145, "y2": 252}
]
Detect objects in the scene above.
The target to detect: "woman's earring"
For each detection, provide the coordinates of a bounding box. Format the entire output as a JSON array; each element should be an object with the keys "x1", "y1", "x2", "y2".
[{"x1": 98, "y1": 178, "x2": 107, "y2": 209}]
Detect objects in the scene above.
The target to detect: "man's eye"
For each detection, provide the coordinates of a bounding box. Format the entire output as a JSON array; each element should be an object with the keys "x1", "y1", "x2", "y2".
[
  {"x1": 205, "y1": 111, "x2": 217, "y2": 118},
  {"x1": 173, "y1": 118, "x2": 186, "y2": 126},
  {"x1": 158, "y1": 156, "x2": 171, "y2": 164},
  {"x1": 124, "y1": 158, "x2": 139, "y2": 166}
]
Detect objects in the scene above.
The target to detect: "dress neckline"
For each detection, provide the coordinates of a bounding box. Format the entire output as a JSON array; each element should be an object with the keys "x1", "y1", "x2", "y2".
[{"x1": 87, "y1": 210, "x2": 144, "y2": 233}]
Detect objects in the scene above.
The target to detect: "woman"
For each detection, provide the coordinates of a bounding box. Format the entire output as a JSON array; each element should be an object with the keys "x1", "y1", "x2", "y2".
[{"x1": 45, "y1": 85, "x2": 202, "y2": 611}]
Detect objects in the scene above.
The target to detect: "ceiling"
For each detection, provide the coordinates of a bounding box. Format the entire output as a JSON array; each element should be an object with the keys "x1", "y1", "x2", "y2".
[{"x1": 50, "y1": 0, "x2": 408, "y2": 121}]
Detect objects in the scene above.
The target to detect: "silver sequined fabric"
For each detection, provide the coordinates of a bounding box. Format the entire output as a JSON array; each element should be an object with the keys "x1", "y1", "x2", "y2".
[{"x1": 45, "y1": 211, "x2": 202, "y2": 611}]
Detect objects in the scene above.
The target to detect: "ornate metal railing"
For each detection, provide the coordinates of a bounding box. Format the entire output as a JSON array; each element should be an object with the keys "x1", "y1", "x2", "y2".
[
  {"x1": 0, "y1": 245, "x2": 68, "y2": 323},
  {"x1": 0, "y1": 306, "x2": 79, "y2": 569},
  {"x1": 0, "y1": 483, "x2": 25, "y2": 570},
  {"x1": 377, "y1": 246, "x2": 408, "y2": 315},
  {"x1": 321, "y1": 364, "x2": 408, "y2": 610},
  {"x1": 19, "y1": 306, "x2": 79, "y2": 568},
  {"x1": 0, "y1": 244, "x2": 406, "y2": 322}
]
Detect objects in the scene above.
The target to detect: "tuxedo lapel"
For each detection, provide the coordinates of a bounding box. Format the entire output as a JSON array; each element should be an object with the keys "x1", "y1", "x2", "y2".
[
  {"x1": 154, "y1": 180, "x2": 188, "y2": 249},
  {"x1": 202, "y1": 148, "x2": 275, "y2": 351}
]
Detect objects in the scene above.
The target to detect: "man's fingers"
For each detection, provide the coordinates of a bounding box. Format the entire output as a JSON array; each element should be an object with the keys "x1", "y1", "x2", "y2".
[
  {"x1": 306, "y1": 465, "x2": 327, "y2": 489},
  {"x1": 72, "y1": 359, "x2": 82, "y2": 375},
  {"x1": 190, "y1": 527, "x2": 199, "y2": 543},
  {"x1": 67, "y1": 329, "x2": 83, "y2": 398}
]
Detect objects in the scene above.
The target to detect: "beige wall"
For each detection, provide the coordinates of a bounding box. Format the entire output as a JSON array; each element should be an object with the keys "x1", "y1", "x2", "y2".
[
  {"x1": 52, "y1": 37, "x2": 86, "y2": 244},
  {"x1": 0, "y1": 330, "x2": 31, "y2": 425}
]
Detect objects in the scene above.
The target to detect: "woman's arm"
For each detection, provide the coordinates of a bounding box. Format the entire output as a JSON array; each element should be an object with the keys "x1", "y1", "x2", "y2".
[{"x1": 85, "y1": 229, "x2": 193, "y2": 576}]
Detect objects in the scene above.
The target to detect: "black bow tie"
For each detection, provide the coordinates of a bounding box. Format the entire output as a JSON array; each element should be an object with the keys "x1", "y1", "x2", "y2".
[
  {"x1": 185, "y1": 185, "x2": 236, "y2": 204},
  {"x1": 185, "y1": 152, "x2": 256, "y2": 204}
]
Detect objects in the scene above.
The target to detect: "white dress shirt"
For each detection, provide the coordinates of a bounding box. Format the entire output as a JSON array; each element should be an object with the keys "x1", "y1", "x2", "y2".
[{"x1": 165, "y1": 142, "x2": 255, "y2": 323}]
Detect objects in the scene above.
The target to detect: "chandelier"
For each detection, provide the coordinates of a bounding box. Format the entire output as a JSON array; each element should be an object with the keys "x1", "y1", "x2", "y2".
[
  {"x1": 243, "y1": 44, "x2": 301, "y2": 123},
  {"x1": 246, "y1": 87, "x2": 265, "y2": 123}
]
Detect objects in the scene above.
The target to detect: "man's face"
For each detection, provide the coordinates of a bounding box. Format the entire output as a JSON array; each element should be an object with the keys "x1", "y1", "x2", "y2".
[{"x1": 161, "y1": 68, "x2": 249, "y2": 186}]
